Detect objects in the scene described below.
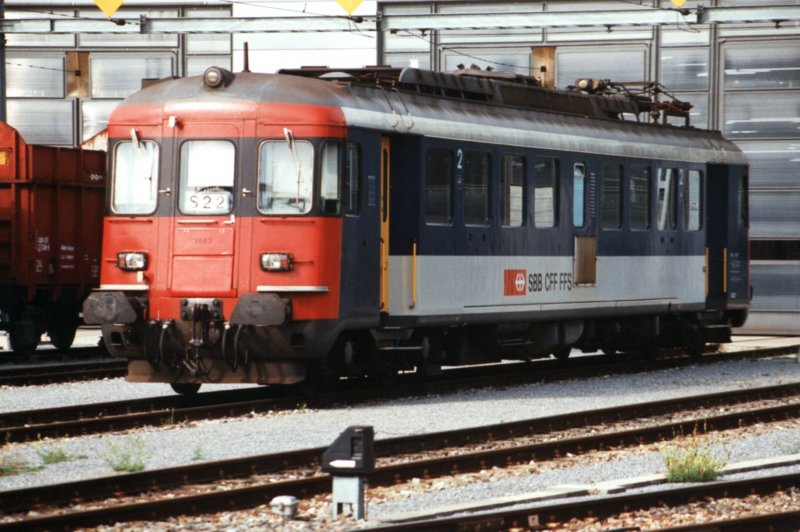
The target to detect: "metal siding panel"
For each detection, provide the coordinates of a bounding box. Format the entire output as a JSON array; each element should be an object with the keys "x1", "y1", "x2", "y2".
[
  {"x1": 7, "y1": 100, "x2": 74, "y2": 146},
  {"x1": 737, "y1": 140, "x2": 800, "y2": 189},
  {"x1": 557, "y1": 47, "x2": 647, "y2": 89},
  {"x1": 90, "y1": 54, "x2": 175, "y2": 99},
  {"x1": 6, "y1": 53, "x2": 65, "y2": 98},
  {"x1": 751, "y1": 261, "x2": 800, "y2": 311},
  {"x1": 749, "y1": 190, "x2": 800, "y2": 239},
  {"x1": 723, "y1": 91, "x2": 800, "y2": 140},
  {"x1": 740, "y1": 311, "x2": 800, "y2": 335},
  {"x1": 81, "y1": 100, "x2": 119, "y2": 144}
]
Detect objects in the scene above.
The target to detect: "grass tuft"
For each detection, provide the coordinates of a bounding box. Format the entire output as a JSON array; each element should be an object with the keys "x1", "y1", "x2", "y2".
[
  {"x1": 662, "y1": 438, "x2": 727, "y2": 483},
  {"x1": 34, "y1": 439, "x2": 87, "y2": 465},
  {"x1": 104, "y1": 434, "x2": 152, "y2": 473},
  {"x1": 0, "y1": 451, "x2": 27, "y2": 476},
  {"x1": 191, "y1": 445, "x2": 206, "y2": 462}
]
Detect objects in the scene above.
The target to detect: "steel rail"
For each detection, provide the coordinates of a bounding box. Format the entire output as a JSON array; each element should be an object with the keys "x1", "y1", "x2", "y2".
[
  {"x1": 2, "y1": 383, "x2": 800, "y2": 529},
  {"x1": 0, "y1": 359, "x2": 126, "y2": 386},
  {"x1": 2, "y1": 345, "x2": 795, "y2": 444},
  {"x1": 650, "y1": 510, "x2": 800, "y2": 531},
  {"x1": 0, "y1": 386, "x2": 295, "y2": 441},
  {"x1": 368, "y1": 472, "x2": 800, "y2": 531}
]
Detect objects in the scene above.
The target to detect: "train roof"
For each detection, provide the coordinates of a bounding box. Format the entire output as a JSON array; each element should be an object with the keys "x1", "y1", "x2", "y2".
[{"x1": 117, "y1": 67, "x2": 747, "y2": 166}]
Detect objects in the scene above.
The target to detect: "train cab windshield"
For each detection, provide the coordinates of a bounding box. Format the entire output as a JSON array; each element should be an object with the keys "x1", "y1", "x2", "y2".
[
  {"x1": 179, "y1": 140, "x2": 235, "y2": 215},
  {"x1": 112, "y1": 140, "x2": 159, "y2": 215},
  {"x1": 258, "y1": 139, "x2": 314, "y2": 215}
]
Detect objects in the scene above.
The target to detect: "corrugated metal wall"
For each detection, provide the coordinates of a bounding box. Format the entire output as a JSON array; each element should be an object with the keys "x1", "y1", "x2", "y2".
[
  {"x1": 6, "y1": 0, "x2": 378, "y2": 145},
  {"x1": 6, "y1": 4, "x2": 233, "y2": 146}
]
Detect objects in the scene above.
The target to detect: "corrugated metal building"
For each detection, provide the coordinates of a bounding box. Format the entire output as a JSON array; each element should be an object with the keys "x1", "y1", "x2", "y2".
[{"x1": 4, "y1": 0, "x2": 798, "y2": 333}]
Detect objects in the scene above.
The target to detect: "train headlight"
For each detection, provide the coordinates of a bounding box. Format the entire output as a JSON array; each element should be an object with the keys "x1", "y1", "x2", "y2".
[
  {"x1": 260, "y1": 252, "x2": 293, "y2": 272},
  {"x1": 117, "y1": 252, "x2": 148, "y2": 272},
  {"x1": 203, "y1": 66, "x2": 234, "y2": 89}
]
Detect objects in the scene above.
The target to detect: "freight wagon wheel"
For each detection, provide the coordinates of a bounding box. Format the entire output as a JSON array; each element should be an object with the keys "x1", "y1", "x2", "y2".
[
  {"x1": 9, "y1": 320, "x2": 40, "y2": 357},
  {"x1": 47, "y1": 319, "x2": 79, "y2": 351},
  {"x1": 170, "y1": 382, "x2": 202, "y2": 395}
]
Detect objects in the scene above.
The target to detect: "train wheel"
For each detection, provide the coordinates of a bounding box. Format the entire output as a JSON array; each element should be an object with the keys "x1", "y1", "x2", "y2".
[
  {"x1": 298, "y1": 373, "x2": 335, "y2": 396},
  {"x1": 170, "y1": 383, "x2": 202, "y2": 395},
  {"x1": 47, "y1": 319, "x2": 79, "y2": 351},
  {"x1": 9, "y1": 320, "x2": 40, "y2": 357},
  {"x1": 552, "y1": 347, "x2": 571, "y2": 360},
  {"x1": 687, "y1": 339, "x2": 705, "y2": 359},
  {"x1": 373, "y1": 364, "x2": 397, "y2": 387},
  {"x1": 637, "y1": 347, "x2": 659, "y2": 360}
]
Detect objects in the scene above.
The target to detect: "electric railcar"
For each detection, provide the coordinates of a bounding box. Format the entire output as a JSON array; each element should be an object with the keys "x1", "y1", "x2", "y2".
[{"x1": 83, "y1": 66, "x2": 749, "y2": 394}]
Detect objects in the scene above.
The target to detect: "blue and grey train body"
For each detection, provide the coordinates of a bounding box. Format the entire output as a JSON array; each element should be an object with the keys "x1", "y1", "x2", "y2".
[
  {"x1": 331, "y1": 67, "x2": 748, "y2": 373},
  {"x1": 85, "y1": 66, "x2": 749, "y2": 391}
]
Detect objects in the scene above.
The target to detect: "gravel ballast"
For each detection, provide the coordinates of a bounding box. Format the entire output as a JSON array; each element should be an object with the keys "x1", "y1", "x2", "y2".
[
  {"x1": 367, "y1": 428, "x2": 800, "y2": 522},
  {"x1": 2, "y1": 354, "x2": 800, "y2": 496}
]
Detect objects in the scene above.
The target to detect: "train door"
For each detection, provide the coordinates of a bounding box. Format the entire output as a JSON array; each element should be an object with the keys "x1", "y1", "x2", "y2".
[
  {"x1": 166, "y1": 120, "x2": 241, "y2": 298},
  {"x1": 380, "y1": 136, "x2": 391, "y2": 312},
  {"x1": 706, "y1": 164, "x2": 749, "y2": 310},
  {"x1": 572, "y1": 161, "x2": 597, "y2": 285}
]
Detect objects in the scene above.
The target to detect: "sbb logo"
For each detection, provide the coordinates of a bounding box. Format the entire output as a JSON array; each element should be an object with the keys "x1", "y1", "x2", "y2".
[{"x1": 503, "y1": 269, "x2": 527, "y2": 296}]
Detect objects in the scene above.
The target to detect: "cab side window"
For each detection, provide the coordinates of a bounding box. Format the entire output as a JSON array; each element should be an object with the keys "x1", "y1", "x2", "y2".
[
  {"x1": 258, "y1": 140, "x2": 314, "y2": 215},
  {"x1": 321, "y1": 142, "x2": 341, "y2": 214},
  {"x1": 112, "y1": 139, "x2": 159, "y2": 215}
]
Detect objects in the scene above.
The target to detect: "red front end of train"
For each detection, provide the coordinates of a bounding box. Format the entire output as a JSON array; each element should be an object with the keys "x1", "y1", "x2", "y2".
[{"x1": 85, "y1": 70, "x2": 356, "y2": 390}]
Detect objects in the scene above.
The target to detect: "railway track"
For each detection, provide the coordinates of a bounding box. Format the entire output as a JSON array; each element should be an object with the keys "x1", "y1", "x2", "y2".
[
  {"x1": 0, "y1": 339, "x2": 792, "y2": 392},
  {"x1": 0, "y1": 356, "x2": 125, "y2": 387},
  {"x1": 369, "y1": 471, "x2": 800, "y2": 531},
  {"x1": 2, "y1": 381, "x2": 800, "y2": 530},
  {"x1": 1, "y1": 344, "x2": 796, "y2": 443}
]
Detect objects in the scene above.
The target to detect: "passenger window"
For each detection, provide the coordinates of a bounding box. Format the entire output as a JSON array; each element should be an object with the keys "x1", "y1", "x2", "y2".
[
  {"x1": 656, "y1": 168, "x2": 678, "y2": 230},
  {"x1": 321, "y1": 142, "x2": 341, "y2": 214},
  {"x1": 685, "y1": 169, "x2": 703, "y2": 231},
  {"x1": 179, "y1": 140, "x2": 234, "y2": 215},
  {"x1": 112, "y1": 139, "x2": 159, "y2": 215},
  {"x1": 630, "y1": 164, "x2": 651, "y2": 230},
  {"x1": 534, "y1": 157, "x2": 558, "y2": 228},
  {"x1": 573, "y1": 162, "x2": 586, "y2": 228},
  {"x1": 601, "y1": 163, "x2": 622, "y2": 229},
  {"x1": 424, "y1": 147, "x2": 453, "y2": 224},
  {"x1": 344, "y1": 143, "x2": 360, "y2": 215},
  {"x1": 258, "y1": 139, "x2": 314, "y2": 215},
  {"x1": 501, "y1": 154, "x2": 524, "y2": 227},
  {"x1": 737, "y1": 173, "x2": 748, "y2": 229},
  {"x1": 464, "y1": 151, "x2": 490, "y2": 225}
]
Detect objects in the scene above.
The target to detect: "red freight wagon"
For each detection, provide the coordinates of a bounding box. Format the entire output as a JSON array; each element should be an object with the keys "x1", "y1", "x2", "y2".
[{"x1": 0, "y1": 122, "x2": 105, "y2": 356}]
